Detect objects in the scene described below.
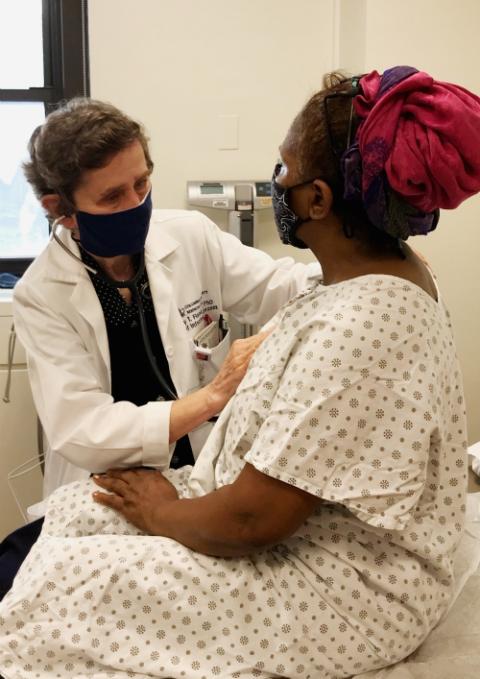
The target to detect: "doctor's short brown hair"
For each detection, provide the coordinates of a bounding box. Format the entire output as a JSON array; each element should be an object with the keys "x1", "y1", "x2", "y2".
[{"x1": 23, "y1": 98, "x2": 154, "y2": 216}]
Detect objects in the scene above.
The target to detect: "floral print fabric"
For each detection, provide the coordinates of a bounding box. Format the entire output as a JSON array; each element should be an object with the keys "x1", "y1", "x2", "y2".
[{"x1": 0, "y1": 275, "x2": 467, "y2": 678}]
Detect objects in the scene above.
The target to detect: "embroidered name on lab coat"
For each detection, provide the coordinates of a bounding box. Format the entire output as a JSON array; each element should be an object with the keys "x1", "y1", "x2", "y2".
[{"x1": 178, "y1": 290, "x2": 218, "y2": 331}]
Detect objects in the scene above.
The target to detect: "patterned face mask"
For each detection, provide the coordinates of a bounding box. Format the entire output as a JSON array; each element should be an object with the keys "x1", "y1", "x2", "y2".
[{"x1": 271, "y1": 163, "x2": 314, "y2": 249}]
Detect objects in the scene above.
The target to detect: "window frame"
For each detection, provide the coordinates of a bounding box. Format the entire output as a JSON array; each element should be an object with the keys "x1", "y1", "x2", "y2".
[{"x1": 0, "y1": 0, "x2": 90, "y2": 275}]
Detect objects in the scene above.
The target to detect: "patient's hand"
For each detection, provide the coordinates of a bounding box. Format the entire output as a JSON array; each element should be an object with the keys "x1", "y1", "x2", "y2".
[{"x1": 92, "y1": 468, "x2": 178, "y2": 534}]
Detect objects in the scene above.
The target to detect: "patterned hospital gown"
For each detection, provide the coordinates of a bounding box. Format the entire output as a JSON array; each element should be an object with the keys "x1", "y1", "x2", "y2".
[{"x1": 0, "y1": 275, "x2": 468, "y2": 679}]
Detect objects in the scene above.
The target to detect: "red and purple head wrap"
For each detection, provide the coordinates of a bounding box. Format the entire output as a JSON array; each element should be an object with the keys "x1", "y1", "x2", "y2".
[{"x1": 341, "y1": 66, "x2": 480, "y2": 239}]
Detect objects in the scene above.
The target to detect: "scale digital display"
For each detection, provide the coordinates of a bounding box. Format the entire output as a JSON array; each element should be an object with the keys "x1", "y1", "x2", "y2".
[
  {"x1": 200, "y1": 184, "x2": 224, "y2": 195},
  {"x1": 255, "y1": 182, "x2": 271, "y2": 197}
]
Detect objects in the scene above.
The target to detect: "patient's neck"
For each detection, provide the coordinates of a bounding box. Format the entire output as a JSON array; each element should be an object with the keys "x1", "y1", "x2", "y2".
[
  {"x1": 303, "y1": 219, "x2": 437, "y2": 300},
  {"x1": 302, "y1": 219, "x2": 392, "y2": 285}
]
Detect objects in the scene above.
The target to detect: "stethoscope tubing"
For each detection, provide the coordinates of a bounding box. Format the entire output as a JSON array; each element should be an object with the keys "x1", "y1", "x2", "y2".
[
  {"x1": 52, "y1": 220, "x2": 178, "y2": 402},
  {"x1": 130, "y1": 281, "x2": 178, "y2": 402}
]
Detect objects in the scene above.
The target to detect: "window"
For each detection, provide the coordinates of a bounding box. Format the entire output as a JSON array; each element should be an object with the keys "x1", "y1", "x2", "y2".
[{"x1": 0, "y1": 0, "x2": 89, "y2": 275}]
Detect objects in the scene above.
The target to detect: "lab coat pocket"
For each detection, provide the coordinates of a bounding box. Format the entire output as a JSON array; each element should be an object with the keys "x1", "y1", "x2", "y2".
[{"x1": 193, "y1": 328, "x2": 231, "y2": 386}]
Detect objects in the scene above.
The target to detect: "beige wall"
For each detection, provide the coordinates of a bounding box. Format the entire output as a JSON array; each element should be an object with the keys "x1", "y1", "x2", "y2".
[
  {"x1": 89, "y1": 0, "x2": 480, "y2": 442},
  {"x1": 363, "y1": 0, "x2": 480, "y2": 442},
  {"x1": 89, "y1": 0, "x2": 337, "y2": 263},
  {"x1": 0, "y1": 296, "x2": 43, "y2": 538}
]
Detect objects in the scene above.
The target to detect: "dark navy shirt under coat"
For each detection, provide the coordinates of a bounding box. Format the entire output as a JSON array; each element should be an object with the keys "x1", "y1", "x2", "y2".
[{"x1": 82, "y1": 249, "x2": 194, "y2": 469}]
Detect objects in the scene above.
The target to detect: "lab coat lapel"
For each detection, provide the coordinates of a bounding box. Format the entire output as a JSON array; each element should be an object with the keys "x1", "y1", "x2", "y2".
[
  {"x1": 146, "y1": 258, "x2": 173, "y2": 340},
  {"x1": 145, "y1": 225, "x2": 191, "y2": 396},
  {"x1": 46, "y1": 228, "x2": 111, "y2": 377},
  {"x1": 70, "y1": 279, "x2": 110, "y2": 376}
]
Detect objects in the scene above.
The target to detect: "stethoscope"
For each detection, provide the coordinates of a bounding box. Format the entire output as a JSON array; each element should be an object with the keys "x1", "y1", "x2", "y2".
[{"x1": 52, "y1": 218, "x2": 178, "y2": 402}]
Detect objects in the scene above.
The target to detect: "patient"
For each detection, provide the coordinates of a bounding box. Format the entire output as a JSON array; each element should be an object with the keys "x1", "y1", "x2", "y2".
[{"x1": 1, "y1": 66, "x2": 480, "y2": 679}]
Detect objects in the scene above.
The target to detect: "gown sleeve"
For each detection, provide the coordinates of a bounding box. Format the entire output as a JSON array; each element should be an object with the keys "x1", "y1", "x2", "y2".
[{"x1": 244, "y1": 287, "x2": 441, "y2": 531}]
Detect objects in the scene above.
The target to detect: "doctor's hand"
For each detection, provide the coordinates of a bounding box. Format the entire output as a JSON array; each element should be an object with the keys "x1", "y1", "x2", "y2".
[
  {"x1": 92, "y1": 468, "x2": 178, "y2": 534},
  {"x1": 206, "y1": 329, "x2": 272, "y2": 411},
  {"x1": 169, "y1": 329, "x2": 273, "y2": 444}
]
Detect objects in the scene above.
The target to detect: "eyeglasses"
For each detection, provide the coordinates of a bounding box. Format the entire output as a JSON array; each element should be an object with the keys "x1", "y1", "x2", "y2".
[
  {"x1": 323, "y1": 76, "x2": 362, "y2": 158},
  {"x1": 272, "y1": 162, "x2": 319, "y2": 193}
]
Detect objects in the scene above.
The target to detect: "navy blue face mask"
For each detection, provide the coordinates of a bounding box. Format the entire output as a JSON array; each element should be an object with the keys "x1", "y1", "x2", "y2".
[
  {"x1": 271, "y1": 163, "x2": 316, "y2": 249},
  {"x1": 76, "y1": 189, "x2": 153, "y2": 257}
]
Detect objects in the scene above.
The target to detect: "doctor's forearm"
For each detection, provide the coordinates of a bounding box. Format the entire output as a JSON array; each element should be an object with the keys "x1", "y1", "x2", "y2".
[
  {"x1": 168, "y1": 386, "x2": 223, "y2": 443},
  {"x1": 168, "y1": 333, "x2": 268, "y2": 443}
]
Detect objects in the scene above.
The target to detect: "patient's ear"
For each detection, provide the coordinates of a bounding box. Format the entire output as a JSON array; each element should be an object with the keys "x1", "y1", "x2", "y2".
[
  {"x1": 309, "y1": 180, "x2": 333, "y2": 221},
  {"x1": 41, "y1": 194, "x2": 77, "y2": 230}
]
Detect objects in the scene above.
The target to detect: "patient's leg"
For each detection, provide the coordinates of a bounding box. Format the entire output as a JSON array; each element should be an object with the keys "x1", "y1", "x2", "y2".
[
  {"x1": 42, "y1": 478, "x2": 143, "y2": 537},
  {"x1": 0, "y1": 518, "x2": 44, "y2": 601},
  {"x1": 43, "y1": 466, "x2": 192, "y2": 539}
]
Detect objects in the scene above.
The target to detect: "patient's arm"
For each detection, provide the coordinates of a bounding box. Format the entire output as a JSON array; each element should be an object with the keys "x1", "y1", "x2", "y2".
[{"x1": 93, "y1": 463, "x2": 320, "y2": 556}]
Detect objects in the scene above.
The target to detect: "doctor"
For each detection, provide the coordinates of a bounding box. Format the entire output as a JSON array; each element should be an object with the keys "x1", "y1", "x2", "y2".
[{"x1": 15, "y1": 97, "x2": 319, "y2": 499}]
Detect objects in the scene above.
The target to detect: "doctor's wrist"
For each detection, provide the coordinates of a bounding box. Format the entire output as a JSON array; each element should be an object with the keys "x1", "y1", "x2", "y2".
[
  {"x1": 202, "y1": 383, "x2": 228, "y2": 417},
  {"x1": 169, "y1": 386, "x2": 223, "y2": 444}
]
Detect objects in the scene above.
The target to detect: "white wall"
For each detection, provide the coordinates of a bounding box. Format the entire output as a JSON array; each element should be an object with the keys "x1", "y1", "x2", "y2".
[{"x1": 89, "y1": 0, "x2": 480, "y2": 442}]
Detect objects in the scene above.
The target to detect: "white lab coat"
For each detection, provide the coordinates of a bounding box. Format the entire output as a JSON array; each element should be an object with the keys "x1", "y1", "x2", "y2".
[{"x1": 13, "y1": 209, "x2": 320, "y2": 498}]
